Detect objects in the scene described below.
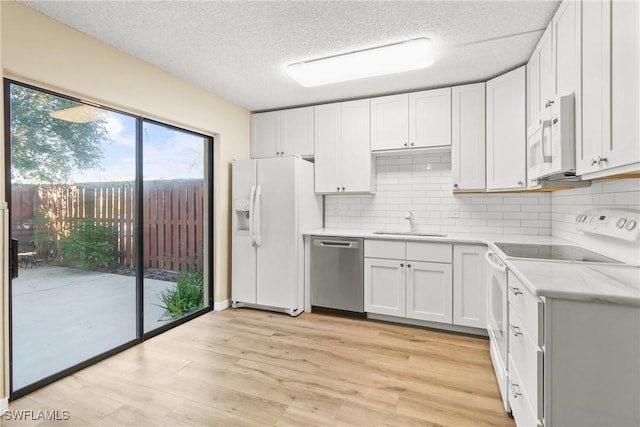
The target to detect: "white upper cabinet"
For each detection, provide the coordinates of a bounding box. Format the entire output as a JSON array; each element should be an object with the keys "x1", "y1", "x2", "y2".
[
  {"x1": 314, "y1": 100, "x2": 375, "y2": 194},
  {"x1": 553, "y1": 0, "x2": 581, "y2": 98},
  {"x1": 486, "y1": 66, "x2": 527, "y2": 191},
  {"x1": 578, "y1": 0, "x2": 639, "y2": 177},
  {"x1": 281, "y1": 107, "x2": 315, "y2": 157},
  {"x1": 251, "y1": 111, "x2": 279, "y2": 159},
  {"x1": 370, "y1": 94, "x2": 409, "y2": 151},
  {"x1": 537, "y1": 26, "x2": 555, "y2": 120},
  {"x1": 341, "y1": 100, "x2": 374, "y2": 193},
  {"x1": 608, "y1": 0, "x2": 640, "y2": 173},
  {"x1": 526, "y1": 53, "x2": 540, "y2": 137},
  {"x1": 251, "y1": 106, "x2": 314, "y2": 159},
  {"x1": 314, "y1": 103, "x2": 341, "y2": 194},
  {"x1": 409, "y1": 88, "x2": 452, "y2": 148},
  {"x1": 451, "y1": 83, "x2": 486, "y2": 191},
  {"x1": 370, "y1": 88, "x2": 452, "y2": 151}
]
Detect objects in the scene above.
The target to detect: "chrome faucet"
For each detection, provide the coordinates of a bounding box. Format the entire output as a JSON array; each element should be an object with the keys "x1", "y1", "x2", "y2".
[{"x1": 404, "y1": 211, "x2": 416, "y2": 231}]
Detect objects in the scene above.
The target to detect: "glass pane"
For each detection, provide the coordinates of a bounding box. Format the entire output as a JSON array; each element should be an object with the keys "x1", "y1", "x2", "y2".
[
  {"x1": 142, "y1": 121, "x2": 209, "y2": 333},
  {"x1": 9, "y1": 84, "x2": 137, "y2": 391}
]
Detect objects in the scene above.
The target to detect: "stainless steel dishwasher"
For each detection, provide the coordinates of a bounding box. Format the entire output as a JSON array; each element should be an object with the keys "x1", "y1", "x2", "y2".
[{"x1": 310, "y1": 236, "x2": 364, "y2": 314}]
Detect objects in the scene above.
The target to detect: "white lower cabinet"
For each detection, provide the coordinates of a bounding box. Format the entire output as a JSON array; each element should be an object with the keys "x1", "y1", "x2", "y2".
[
  {"x1": 364, "y1": 240, "x2": 453, "y2": 325},
  {"x1": 507, "y1": 271, "x2": 640, "y2": 426},
  {"x1": 406, "y1": 261, "x2": 452, "y2": 323},
  {"x1": 364, "y1": 258, "x2": 405, "y2": 317},
  {"x1": 507, "y1": 272, "x2": 544, "y2": 426},
  {"x1": 453, "y1": 245, "x2": 487, "y2": 328}
]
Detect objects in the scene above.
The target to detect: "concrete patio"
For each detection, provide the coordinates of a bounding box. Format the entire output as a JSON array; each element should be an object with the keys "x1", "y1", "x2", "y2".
[{"x1": 11, "y1": 265, "x2": 186, "y2": 390}]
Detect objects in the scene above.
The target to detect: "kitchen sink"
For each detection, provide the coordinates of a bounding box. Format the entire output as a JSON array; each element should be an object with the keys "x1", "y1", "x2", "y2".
[{"x1": 372, "y1": 231, "x2": 447, "y2": 237}]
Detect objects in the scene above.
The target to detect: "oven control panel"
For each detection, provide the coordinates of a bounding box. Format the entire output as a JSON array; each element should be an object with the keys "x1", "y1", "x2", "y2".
[{"x1": 575, "y1": 208, "x2": 640, "y2": 242}]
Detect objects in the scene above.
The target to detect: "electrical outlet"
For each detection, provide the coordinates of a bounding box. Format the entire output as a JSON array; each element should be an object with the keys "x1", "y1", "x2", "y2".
[{"x1": 448, "y1": 206, "x2": 459, "y2": 218}]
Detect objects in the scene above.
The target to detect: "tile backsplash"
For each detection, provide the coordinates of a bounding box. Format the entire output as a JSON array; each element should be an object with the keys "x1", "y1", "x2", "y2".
[
  {"x1": 551, "y1": 178, "x2": 640, "y2": 264},
  {"x1": 325, "y1": 152, "x2": 552, "y2": 236}
]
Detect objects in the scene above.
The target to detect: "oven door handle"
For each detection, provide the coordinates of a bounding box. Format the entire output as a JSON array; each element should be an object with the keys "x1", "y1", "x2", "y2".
[{"x1": 485, "y1": 251, "x2": 507, "y2": 273}]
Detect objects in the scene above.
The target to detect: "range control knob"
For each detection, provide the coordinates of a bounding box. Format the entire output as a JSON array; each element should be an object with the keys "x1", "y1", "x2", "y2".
[
  {"x1": 616, "y1": 218, "x2": 627, "y2": 229},
  {"x1": 625, "y1": 220, "x2": 637, "y2": 231}
]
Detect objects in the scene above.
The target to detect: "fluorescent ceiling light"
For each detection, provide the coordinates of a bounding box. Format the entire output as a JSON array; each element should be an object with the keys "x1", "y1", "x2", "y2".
[
  {"x1": 50, "y1": 105, "x2": 104, "y2": 123},
  {"x1": 286, "y1": 38, "x2": 435, "y2": 87}
]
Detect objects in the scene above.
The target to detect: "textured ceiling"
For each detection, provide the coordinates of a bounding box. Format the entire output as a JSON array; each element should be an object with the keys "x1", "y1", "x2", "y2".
[{"x1": 21, "y1": 0, "x2": 560, "y2": 112}]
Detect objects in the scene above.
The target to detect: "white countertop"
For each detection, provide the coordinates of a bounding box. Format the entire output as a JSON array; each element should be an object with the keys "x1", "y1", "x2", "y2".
[
  {"x1": 508, "y1": 260, "x2": 640, "y2": 306},
  {"x1": 304, "y1": 228, "x2": 570, "y2": 246},
  {"x1": 304, "y1": 228, "x2": 640, "y2": 306}
]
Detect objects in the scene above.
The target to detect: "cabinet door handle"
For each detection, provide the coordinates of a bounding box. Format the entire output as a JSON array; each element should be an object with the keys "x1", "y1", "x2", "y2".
[
  {"x1": 400, "y1": 263, "x2": 405, "y2": 267},
  {"x1": 336, "y1": 187, "x2": 340, "y2": 191},
  {"x1": 509, "y1": 286, "x2": 523, "y2": 296},
  {"x1": 453, "y1": 184, "x2": 459, "y2": 189},
  {"x1": 509, "y1": 324, "x2": 523, "y2": 337},
  {"x1": 407, "y1": 264, "x2": 411, "y2": 268},
  {"x1": 510, "y1": 382, "x2": 523, "y2": 398},
  {"x1": 597, "y1": 156, "x2": 607, "y2": 165},
  {"x1": 404, "y1": 143, "x2": 408, "y2": 147},
  {"x1": 591, "y1": 157, "x2": 598, "y2": 166},
  {"x1": 517, "y1": 181, "x2": 524, "y2": 186},
  {"x1": 544, "y1": 99, "x2": 555, "y2": 108},
  {"x1": 410, "y1": 142, "x2": 414, "y2": 147},
  {"x1": 341, "y1": 187, "x2": 345, "y2": 191}
]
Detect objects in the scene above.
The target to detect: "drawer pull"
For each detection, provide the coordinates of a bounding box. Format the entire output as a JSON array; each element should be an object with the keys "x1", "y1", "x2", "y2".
[
  {"x1": 509, "y1": 324, "x2": 523, "y2": 337},
  {"x1": 510, "y1": 382, "x2": 523, "y2": 398},
  {"x1": 509, "y1": 286, "x2": 523, "y2": 296}
]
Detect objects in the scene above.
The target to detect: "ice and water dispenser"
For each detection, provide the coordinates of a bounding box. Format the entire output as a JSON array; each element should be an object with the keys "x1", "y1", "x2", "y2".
[{"x1": 234, "y1": 198, "x2": 251, "y2": 232}]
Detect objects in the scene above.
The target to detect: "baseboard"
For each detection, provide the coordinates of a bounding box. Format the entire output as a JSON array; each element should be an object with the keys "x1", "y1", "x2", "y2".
[
  {"x1": 367, "y1": 313, "x2": 489, "y2": 337},
  {"x1": 213, "y1": 299, "x2": 230, "y2": 311},
  {"x1": 1, "y1": 397, "x2": 8, "y2": 412}
]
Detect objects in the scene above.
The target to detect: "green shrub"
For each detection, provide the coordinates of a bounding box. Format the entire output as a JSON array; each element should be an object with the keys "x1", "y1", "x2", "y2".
[
  {"x1": 59, "y1": 219, "x2": 120, "y2": 270},
  {"x1": 158, "y1": 271, "x2": 204, "y2": 319}
]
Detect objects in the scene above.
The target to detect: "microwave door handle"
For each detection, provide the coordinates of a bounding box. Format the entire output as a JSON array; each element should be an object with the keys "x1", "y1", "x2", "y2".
[
  {"x1": 485, "y1": 252, "x2": 507, "y2": 273},
  {"x1": 541, "y1": 119, "x2": 553, "y2": 163}
]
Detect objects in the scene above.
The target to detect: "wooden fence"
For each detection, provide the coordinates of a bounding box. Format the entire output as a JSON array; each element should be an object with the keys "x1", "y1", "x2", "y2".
[{"x1": 11, "y1": 179, "x2": 204, "y2": 272}]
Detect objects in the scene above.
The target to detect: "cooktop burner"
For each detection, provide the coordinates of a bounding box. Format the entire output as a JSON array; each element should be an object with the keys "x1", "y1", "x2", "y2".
[{"x1": 494, "y1": 243, "x2": 622, "y2": 263}]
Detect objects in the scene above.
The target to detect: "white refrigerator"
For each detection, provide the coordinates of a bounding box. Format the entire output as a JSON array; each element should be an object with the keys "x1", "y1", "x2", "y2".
[{"x1": 231, "y1": 156, "x2": 322, "y2": 316}]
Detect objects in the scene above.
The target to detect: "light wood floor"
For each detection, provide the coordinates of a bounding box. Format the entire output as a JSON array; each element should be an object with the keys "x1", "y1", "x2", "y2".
[{"x1": 3, "y1": 309, "x2": 515, "y2": 427}]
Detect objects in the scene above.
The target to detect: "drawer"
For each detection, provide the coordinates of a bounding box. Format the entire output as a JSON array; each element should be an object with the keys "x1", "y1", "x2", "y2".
[
  {"x1": 508, "y1": 354, "x2": 542, "y2": 427},
  {"x1": 365, "y1": 240, "x2": 405, "y2": 260},
  {"x1": 508, "y1": 271, "x2": 544, "y2": 345},
  {"x1": 509, "y1": 307, "x2": 543, "y2": 420},
  {"x1": 406, "y1": 242, "x2": 452, "y2": 263}
]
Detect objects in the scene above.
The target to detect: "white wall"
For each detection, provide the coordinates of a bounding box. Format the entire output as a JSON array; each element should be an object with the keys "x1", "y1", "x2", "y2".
[
  {"x1": 325, "y1": 152, "x2": 552, "y2": 236},
  {"x1": 551, "y1": 178, "x2": 640, "y2": 264}
]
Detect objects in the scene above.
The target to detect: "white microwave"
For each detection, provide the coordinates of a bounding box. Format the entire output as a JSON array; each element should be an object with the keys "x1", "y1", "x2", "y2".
[{"x1": 527, "y1": 93, "x2": 575, "y2": 181}]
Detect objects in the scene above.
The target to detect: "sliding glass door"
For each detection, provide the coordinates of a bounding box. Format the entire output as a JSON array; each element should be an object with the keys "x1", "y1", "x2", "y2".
[
  {"x1": 5, "y1": 81, "x2": 213, "y2": 396},
  {"x1": 142, "y1": 120, "x2": 210, "y2": 333}
]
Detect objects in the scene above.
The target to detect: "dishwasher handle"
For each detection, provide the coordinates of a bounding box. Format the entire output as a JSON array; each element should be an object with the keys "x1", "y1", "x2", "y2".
[{"x1": 313, "y1": 239, "x2": 361, "y2": 249}]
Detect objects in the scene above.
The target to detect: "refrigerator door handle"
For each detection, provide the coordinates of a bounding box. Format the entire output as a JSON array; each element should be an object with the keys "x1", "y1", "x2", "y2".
[
  {"x1": 249, "y1": 185, "x2": 256, "y2": 247},
  {"x1": 255, "y1": 185, "x2": 262, "y2": 247}
]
